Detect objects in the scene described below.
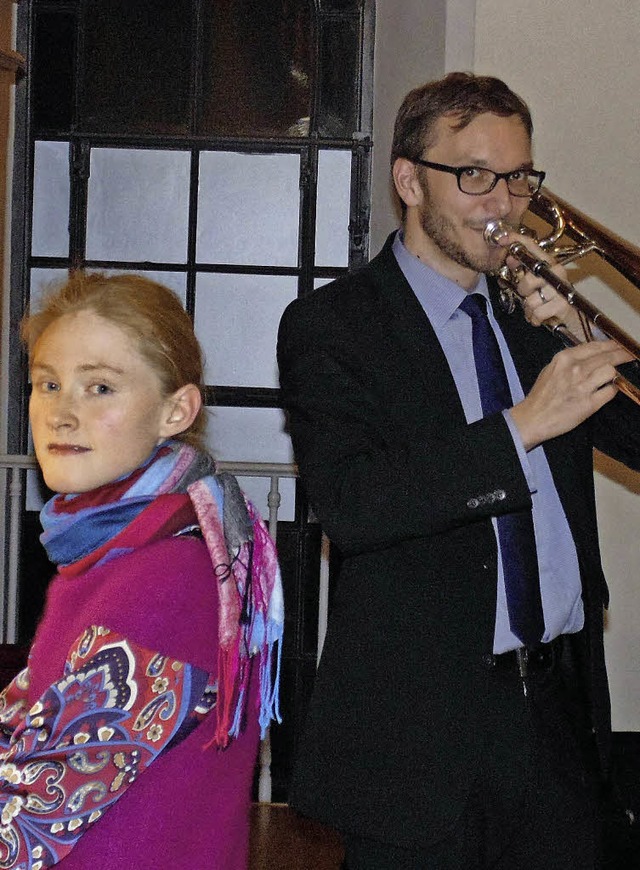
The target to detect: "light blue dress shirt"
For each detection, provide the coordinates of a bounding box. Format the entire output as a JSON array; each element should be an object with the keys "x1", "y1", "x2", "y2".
[{"x1": 392, "y1": 231, "x2": 584, "y2": 653}]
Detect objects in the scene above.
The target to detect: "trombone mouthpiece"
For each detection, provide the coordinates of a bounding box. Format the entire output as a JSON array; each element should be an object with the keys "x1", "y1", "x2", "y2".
[{"x1": 484, "y1": 220, "x2": 511, "y2": 246}]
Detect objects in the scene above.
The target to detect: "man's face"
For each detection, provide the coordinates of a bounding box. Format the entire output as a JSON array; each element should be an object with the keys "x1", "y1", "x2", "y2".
[{"x1": 410, "y1": 112, "x2": 533, "y2": 281}]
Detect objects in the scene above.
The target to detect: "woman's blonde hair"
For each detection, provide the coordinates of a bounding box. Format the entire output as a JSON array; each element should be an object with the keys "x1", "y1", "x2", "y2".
[{"x1": 21, "y1": 272, "x2": 207, "y2": 450}]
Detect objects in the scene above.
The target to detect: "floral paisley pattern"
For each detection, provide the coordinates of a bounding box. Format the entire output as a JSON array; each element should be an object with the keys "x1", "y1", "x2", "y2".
[{"x1": 0, "y1": 627, "x2": 216, "y2": 869}]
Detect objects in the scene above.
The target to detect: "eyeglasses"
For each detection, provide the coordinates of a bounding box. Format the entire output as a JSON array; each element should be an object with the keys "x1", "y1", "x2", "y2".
[{"x1": 413, "y1": 158, "x2": 546, "y2": 197}]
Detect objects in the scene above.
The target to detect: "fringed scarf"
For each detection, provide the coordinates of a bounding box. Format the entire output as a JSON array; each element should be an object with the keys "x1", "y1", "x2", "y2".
[{"x1": 39, "y1": 440, "x2": 283, "y2": 749}]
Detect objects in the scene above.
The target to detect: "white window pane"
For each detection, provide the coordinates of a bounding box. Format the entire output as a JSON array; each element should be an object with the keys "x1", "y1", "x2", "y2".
[
  {"x1": 32, "y1": 141, "x2": 70, "y2": 258},
  {"x1": 206, "y1": 406, "x2": 294, "y2": 521},
  {"x1": 195, "y1": 273, "x2": 296, "y2": 388},
  {"x1": 29, "y1": 267, "x2": 69, "y2": 307},
  {"x1": 197, "y1": 151, "x2": 300, "y2": 266},
  {"x1": 101, "y1": 269, "x2": 187, "y2": 306},
  {"x1": 314, "y1": 277, "x2": 335, "y2": 289},
  {"x1": 86, "y1": 148, "x2": 190, "y2": 263},
  {"x1": 30, "y1": 268, "x2": 187, "y2": 308},
  {"x1": 206, "y1": 406, "x2": 292, "y2": 463},
  {"x1": 315, "y1": 149, "x2": 351, "y2": 267}
]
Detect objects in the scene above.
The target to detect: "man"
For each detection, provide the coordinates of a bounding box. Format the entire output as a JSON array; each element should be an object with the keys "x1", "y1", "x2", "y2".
[{"x1": 277, "y1": 72, "x2": 640, "y2": 869}]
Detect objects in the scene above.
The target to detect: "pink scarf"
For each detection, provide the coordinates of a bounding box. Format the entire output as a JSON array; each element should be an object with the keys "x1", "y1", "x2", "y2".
[{"x1": 40, "y1": 441, "x2": 284, "y2": 747}]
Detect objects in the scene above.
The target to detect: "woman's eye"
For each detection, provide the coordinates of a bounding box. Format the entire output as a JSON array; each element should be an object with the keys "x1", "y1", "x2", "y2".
[
  {"x1": 509, "y1": 170, "x2": 525, "y2": 181},
  {"x1": 39, "y1": 381, "x2": 59, "y2": 393},
  {"x1": 90, "y1": 383, "x2": 113, "y2": 395},
  {"x1": 462, "y1": 167, "x2": 481, "y2": 179}
]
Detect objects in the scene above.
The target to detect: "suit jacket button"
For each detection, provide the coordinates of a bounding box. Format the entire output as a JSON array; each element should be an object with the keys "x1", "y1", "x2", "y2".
[
  {"x1": 467, "y1": 498, "x2": 479, "y2": 509},
  {"x1": 496, "y1": 489, "x2": 506, "y2": 500}
]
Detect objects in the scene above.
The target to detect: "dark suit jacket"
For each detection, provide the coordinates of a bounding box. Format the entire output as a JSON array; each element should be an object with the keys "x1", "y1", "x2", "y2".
[{"x1": 277, "y1": 234, "x2": 640, "y2": 849}]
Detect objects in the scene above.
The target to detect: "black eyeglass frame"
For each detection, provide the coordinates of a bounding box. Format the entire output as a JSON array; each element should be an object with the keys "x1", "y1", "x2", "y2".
[{"x1": 412, "y1": 158, "x2": 546, "y2": 197}]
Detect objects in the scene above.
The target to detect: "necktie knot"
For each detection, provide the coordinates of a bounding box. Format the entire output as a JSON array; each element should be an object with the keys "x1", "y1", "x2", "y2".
[{"x1": 459, "y1": 292, "x2": 488, "y2": 320}]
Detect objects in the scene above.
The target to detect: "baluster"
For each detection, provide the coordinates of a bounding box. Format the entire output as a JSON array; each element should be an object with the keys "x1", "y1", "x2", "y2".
[
  {"x1": 317, "y1": 533, "x2": 330, "y2": 666},
  {"x1": 257, "y1": 475, "x2": 283, "y2": 803}
]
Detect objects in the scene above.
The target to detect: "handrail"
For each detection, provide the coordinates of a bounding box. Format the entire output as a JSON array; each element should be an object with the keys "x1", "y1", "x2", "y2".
[{"x1": 216, "y1": 460, "x2": 297, "y2": 547}]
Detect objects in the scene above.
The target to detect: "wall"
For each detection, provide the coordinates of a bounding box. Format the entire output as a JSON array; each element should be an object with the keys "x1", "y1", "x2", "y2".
[
  {"x1": 371, "y1": 0, "x2": 447, "y2": 252},
  {"x1": 373, "y1": 0, "x2": 640, "y2": 731},
  {"x1": 474, "y1": 0, "x2": 640, "y2": 731}
]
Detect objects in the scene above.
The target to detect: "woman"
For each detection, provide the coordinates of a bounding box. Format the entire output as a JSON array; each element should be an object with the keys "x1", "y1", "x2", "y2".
[{"x1": 0, "y1": 272, "x2": 283, "y2": 869}]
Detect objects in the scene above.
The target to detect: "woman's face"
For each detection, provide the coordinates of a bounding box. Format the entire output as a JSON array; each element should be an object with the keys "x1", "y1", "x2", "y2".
[{"x1": 29, "y1": 310, "x2": 177, "y2": 493}]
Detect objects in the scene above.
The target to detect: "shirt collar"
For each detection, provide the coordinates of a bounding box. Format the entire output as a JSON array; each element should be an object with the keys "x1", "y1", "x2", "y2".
[{"x1": 392, "y1": 228, "x2": 491, "y2": 326}]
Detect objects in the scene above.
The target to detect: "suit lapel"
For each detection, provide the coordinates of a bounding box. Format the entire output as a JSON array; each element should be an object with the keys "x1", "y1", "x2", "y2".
[{"x1": 366, "y1": 238, "x2": 467, "y2": 423}]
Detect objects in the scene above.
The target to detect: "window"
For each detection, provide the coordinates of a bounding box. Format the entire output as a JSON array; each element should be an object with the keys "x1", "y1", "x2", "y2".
[{"x1": 10, "y1": 0, "x2": 374, "y2": 801}]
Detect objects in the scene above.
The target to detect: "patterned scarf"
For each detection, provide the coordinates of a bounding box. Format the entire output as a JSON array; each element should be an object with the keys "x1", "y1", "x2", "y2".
[{"x1": 39, "y1": 441, "x2": 283, "y2": 749}]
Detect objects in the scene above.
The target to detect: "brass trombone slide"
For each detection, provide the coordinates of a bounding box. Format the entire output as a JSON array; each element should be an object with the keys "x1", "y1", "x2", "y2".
[
  {"x1": 484, "y1": 189, "x2": 640, "y2": 406},
  {"x1": 529, "y1": 189, "x2": 640, "y2": 291}
]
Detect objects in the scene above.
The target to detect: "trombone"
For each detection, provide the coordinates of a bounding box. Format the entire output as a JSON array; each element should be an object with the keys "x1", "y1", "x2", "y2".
[{"x1": 484, "y1": 189, "x2": 640, "y2": 406}]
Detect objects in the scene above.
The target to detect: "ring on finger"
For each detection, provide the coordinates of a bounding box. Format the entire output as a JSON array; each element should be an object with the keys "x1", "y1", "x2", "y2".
[{"x1": 537, "y1": 287, "x2": 547, "y2": 302}]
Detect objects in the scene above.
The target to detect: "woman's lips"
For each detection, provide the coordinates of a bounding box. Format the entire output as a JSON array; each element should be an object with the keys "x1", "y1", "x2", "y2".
[{"x1": 47, "y1": 444, "x2": 90, "y2": 454}]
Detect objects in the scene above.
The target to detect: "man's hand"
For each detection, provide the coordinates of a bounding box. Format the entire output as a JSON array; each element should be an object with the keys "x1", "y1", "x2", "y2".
[
  {"x1": 511, "y1": 339, "x2": 634, "y2": 450},
  {"x1": 497, "y1": 229, "x2": 587, "y2": 337}
]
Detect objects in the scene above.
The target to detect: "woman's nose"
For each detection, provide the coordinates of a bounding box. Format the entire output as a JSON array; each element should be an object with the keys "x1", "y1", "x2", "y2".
[{"x1": 48, "y1": 392, "x2": 78, "y2": 430}]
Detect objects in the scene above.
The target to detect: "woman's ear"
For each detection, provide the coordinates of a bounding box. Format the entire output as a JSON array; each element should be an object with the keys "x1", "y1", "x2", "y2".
[
  {"x1": 392, "y1": 157, "x2": 423, "y2": 209},
  {"x1": 158, "y1": 384, "x2": 202, "y2": 440}
]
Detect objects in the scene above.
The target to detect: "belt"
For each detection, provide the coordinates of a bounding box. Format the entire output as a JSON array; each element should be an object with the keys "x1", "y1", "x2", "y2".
[{"x1": 486, "y1": 636, "x2": 562, "y2": 679}]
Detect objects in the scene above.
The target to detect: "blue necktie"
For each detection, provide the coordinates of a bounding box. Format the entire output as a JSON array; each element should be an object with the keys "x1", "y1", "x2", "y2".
[{"x1": 460, "y1": 293, "x2": 544, "y2": 646}]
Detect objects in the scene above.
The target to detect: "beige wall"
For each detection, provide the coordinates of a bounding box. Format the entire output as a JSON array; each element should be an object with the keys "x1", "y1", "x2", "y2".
[
  {"x1": 373, "y1": 0, "x2": 640, "y2": 730},
  {"x1": 474, "y1": 0, "x2": 640, "y2": 731},
  {"x1": 371, "y1": 0, "x2": 447, "y2": 251}
]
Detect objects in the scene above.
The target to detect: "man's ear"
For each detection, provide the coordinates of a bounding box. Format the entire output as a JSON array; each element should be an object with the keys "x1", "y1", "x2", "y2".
[
  {"x1": 158, "y1": 383, "x2": 202, "y2": 439},
  {"x1": 392, "y1": 157, "x2": 424, "y2": 209}
]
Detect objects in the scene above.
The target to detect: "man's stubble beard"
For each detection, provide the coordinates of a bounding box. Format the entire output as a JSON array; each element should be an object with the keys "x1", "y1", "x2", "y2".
[{"x1": 417, "y1": 183, "x2": 506, "y2": 276}]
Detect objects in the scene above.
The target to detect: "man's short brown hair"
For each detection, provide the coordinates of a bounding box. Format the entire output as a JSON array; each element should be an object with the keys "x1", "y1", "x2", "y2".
[{"x1": 390, "y1": 72, "x2": 533, "y2": 166}]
